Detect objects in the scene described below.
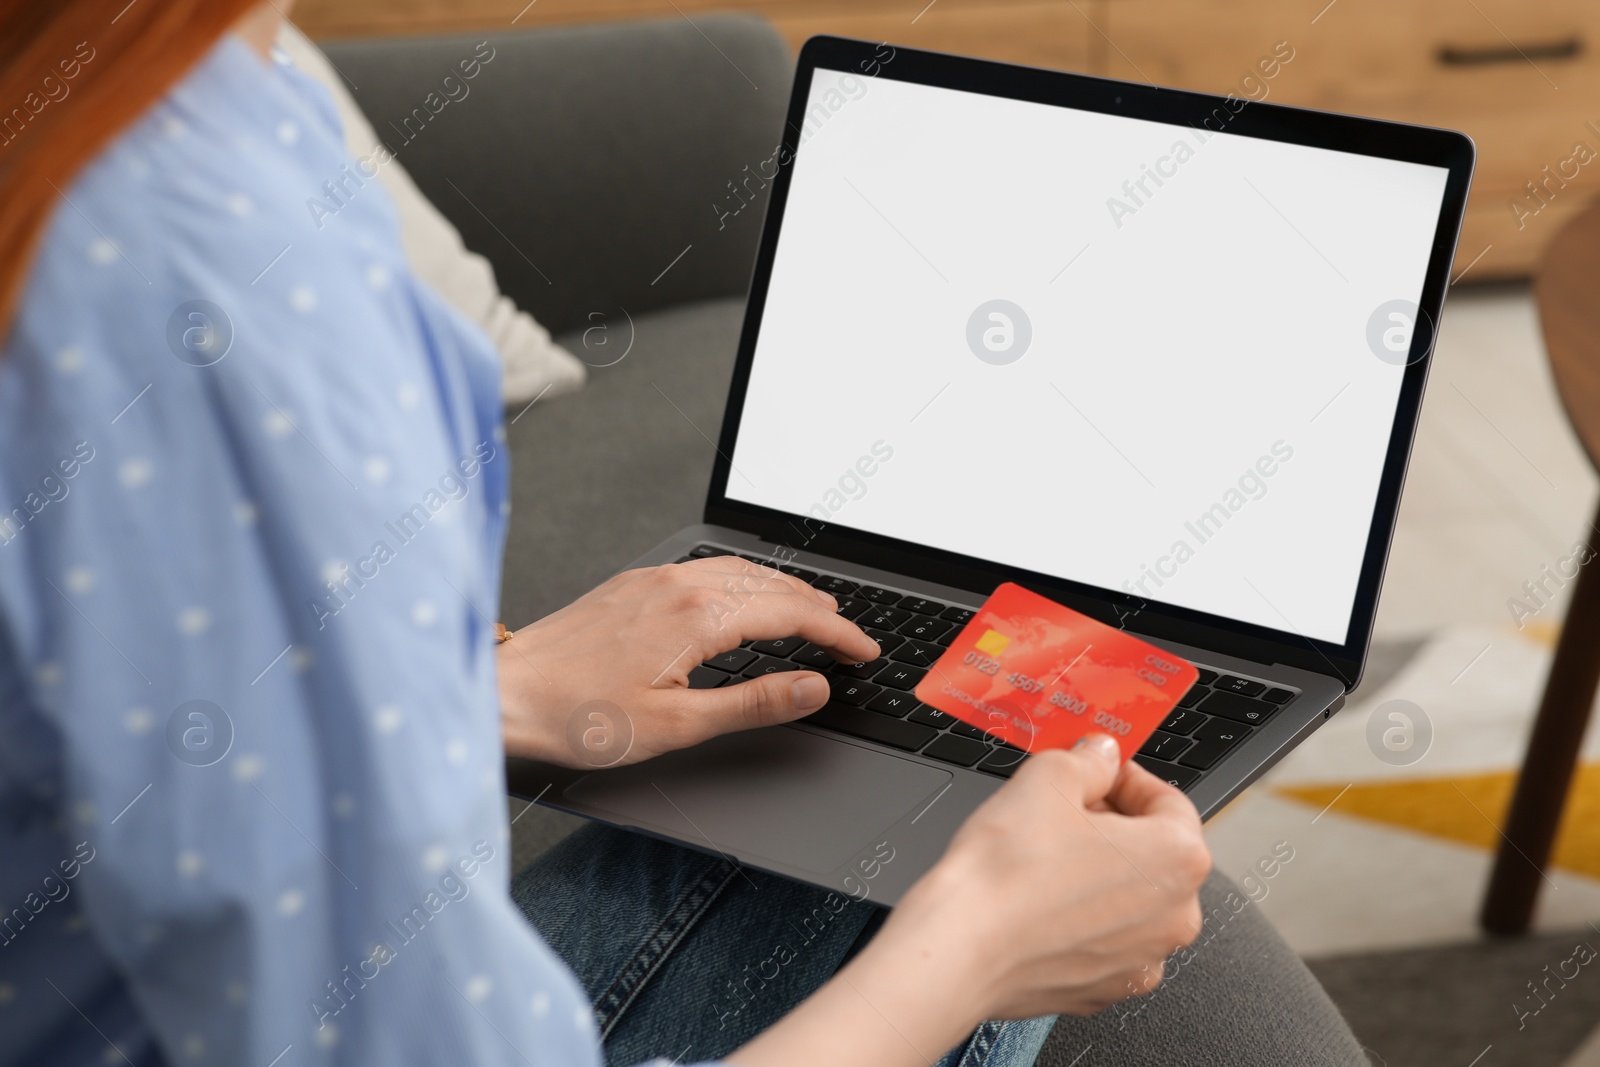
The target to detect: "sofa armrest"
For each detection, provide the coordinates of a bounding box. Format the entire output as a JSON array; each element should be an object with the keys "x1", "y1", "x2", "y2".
[{"x1": 321, "y1": 14, "x2": 793, "y2": 336}]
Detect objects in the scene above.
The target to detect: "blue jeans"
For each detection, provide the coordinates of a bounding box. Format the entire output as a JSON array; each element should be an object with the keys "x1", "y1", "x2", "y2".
[{"x1": 512, "y1": 823, "x2": 1055, "y2": 1066}]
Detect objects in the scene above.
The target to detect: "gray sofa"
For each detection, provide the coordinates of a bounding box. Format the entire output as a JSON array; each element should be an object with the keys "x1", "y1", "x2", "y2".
[{"x1": 322, "y1": 20, "x2": 1090, "y2": 1066}]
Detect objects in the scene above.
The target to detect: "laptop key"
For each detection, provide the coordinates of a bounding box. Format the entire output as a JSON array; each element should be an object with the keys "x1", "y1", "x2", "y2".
[
  {"x1": 779, "y1": 565, "x2": 819, "y2": 582},
  {"x1": 803, "y1": 704, "x2": 938, "y2": 752},
  {"x1": 1215, "y1": 675, "x2": 1266, "y2": 697},
  {"x1": 908, "y1": 705, "x2": 956, "y2": 730},
  {"x1": 1176, "y1": 718, "x2": 1248, "y2": 769},
  {"x1": 940, "y1": 606, "x2": 976, "y2": 625},
  {"x1": 828, "y1": 677, "x2": 882, "y2": 706},
  {"x1": 866, "y1": 691, "x2": 918, "y2": 718},
  {"x1": 690, "y1": 544, "x2": 726, "y2": 557},
  {"x1": 1197, "y1": 690, "x2": 1278, "y2": 726},
  {"x1": 1177, "y1": 684, "x2": 1207, "y2": 709},
  {"x1": 864, "y1": 629, "x2": 906, "y2": 655},
  {"x1": 1262, "y1": 687, "x2": 1295, "y2": 705},
  {"x1": 1132, "y1": 755, "x2": 1201, "y2": 791},
  {"x1": 860, "y1": 606, "x2": 912, "y2": 630},
  {"x1": 752, "y1": 636, "x2": 806, "y2": 657},
  {"x1": 832, "y1": 658, "x2": 886, "y2": 680},
  {"x1": 890, "y1": 637, "x2": 945, "y2": 667},
  {"x1": 814, "y1": 575, "x2": 858, "y2": 596},
  {"x1": 1138, "y1": 730, "x2": 1193, "y2": 762},
  {"x1": 876, "y1": 664, "x2": 926, "y2": 691},
  {"x1": 921, "y1": 734, "x2": 990, "y2": 768},
  {"x1": 950, "y1": 722, "x2": 992, "y2": 741},
  {"x1": 743, "y1": 656, "x2": 801, "y2": 678},
  {"x1": 674, "y1": 555, "x2": 695, "y2": 563},
  {"x1": 789, "y1": 643, "x2": 838, "y2": 669},
  {"x1": 1158, "y1": 708, "x2": 1206, "y2": 736},
  {"x1": 833, "y1": 596, "x2": 872, "y2": 621},
  {"x1": 1195, "y1": 668, "x2": 1219, "y2": 685},
  {"x1": 706, "y1": 648, "x2": 758, "y2": 673},
  {"x1": 688, "y1": 665, "x2": 730, "y2": 689},
  {"x1": 898, "y1": 595, "x2": 947, "y2": 615},
  {"x1": 898, "y1": 615, "x2": 952, "y2": 642},
  {"x1": 857, "y1": 584, "x2": 901, "y2": 604},
  {"x1": 977, "y1": 746, "x2": 1029, "y2": 778}
]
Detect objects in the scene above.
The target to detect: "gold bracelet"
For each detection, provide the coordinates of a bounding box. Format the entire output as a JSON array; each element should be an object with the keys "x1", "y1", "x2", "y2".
[{"x1": 494, "y1": 622, "x2": 511, "y2": 644}]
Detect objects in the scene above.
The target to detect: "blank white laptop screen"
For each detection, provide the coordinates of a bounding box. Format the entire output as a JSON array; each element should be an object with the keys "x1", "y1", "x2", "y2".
[{"x1": 726, "y1": 68, "x2": 1451, "y2": 645}]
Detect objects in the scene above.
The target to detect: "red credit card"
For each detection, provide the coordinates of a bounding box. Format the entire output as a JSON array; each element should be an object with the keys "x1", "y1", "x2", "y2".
[{"x1": 912, "y1": 582, "x2": 1199, "y2": 762}]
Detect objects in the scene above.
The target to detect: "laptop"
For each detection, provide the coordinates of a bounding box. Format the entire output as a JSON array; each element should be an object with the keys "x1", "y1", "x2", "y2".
[{"x1": 519, "y1": 36, "x2": 1474, "y2": 906}]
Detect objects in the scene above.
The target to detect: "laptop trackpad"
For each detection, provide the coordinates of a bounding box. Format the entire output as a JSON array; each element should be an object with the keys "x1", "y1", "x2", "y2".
[{"x1": 563, "y1": 727, "x2": 952, "y2": 872}]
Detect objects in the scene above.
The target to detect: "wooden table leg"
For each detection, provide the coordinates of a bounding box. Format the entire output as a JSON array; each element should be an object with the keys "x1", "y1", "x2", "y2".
[{"x1": 1480, "y1": 509, "x2": 1600, "y2": 935}]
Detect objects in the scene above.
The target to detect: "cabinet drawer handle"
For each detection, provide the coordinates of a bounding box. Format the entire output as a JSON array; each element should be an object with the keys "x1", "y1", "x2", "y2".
[{"x1": 1437, "y1": 36, "x2": 1581, "y2": 65}]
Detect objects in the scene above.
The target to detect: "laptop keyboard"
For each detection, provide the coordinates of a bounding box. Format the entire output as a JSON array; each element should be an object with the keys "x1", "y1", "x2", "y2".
[{"x1": 678, "y1": 544, "x2": 1299, "y2": 793}]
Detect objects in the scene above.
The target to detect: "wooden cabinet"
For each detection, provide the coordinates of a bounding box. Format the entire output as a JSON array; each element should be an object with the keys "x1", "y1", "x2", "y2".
[
  {"x1": 1094, "y1": 0, "x2": 1600, "y2": 277},
  {"x1": 294, "y1": 0, "x2": 1096, "y2": 68},
  {"x1": 295, "y1": 0, "x2": 1600, "y2": 277}
]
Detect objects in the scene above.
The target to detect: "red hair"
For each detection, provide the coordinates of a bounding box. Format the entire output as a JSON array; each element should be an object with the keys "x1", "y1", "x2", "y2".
[{"x1": 0, "y1": 0, "x2": 260, "y2": 339}]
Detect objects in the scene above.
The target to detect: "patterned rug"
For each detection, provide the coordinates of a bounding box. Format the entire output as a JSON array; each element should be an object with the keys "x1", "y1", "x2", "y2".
[{"x1": 1205, "y1": 627, "x2": 1600, "y2": 959}]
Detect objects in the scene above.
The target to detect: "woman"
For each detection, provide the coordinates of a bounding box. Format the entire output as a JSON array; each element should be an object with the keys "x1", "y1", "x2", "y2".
[{"x1": 0, "y1": 2, "x2": 1368, "y2": 1065}]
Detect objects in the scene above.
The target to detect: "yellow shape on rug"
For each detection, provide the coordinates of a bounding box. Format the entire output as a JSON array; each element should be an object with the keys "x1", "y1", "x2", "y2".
[{"x1": 1277, "y1": 763, "x2": 1600, "y2": 881}]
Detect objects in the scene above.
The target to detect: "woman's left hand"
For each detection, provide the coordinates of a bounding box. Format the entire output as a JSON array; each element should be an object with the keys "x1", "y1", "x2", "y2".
[{"x1": 497, "y1": 556, "x2": 881, "y2": 768}]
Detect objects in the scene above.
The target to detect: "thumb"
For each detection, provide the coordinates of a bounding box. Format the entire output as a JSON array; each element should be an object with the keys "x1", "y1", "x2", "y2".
[
  {"x1": 1060, "y1": 732, "x2": 1124, "y2": 806},
  {"x1": 695, "y1": 670, "x2": 832, "y2": 734}
]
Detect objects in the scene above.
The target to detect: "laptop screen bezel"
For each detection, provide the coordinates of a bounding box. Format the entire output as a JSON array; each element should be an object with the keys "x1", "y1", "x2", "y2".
[{"x1": 703, "y1": 35, "x2": 1476, "y2": 689}]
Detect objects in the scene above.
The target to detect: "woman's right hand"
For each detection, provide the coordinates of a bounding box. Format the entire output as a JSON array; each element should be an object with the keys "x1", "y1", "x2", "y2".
[
  {"x1": 729, "y1": 734, "x2": 1211, "y2": 1067},
  {"x1": 871, "y1": 734, "x2": 1211, "y2": 1019}
]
